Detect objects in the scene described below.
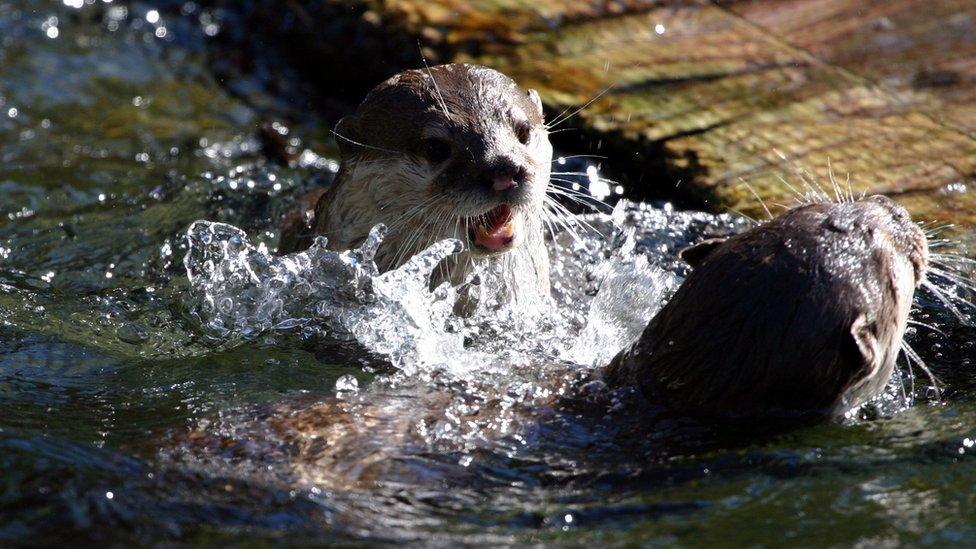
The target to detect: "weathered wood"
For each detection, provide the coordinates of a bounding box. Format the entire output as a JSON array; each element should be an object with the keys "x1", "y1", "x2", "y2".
[
  {"x1": 466, "y1": 0, "x2": 976, "y2": 225},
  {"x1": 383, "y1": 0, "x2": 674, "y2": 49},
  {"x1": 237, "y1": 0, "x2": 976, "y2": 227}
]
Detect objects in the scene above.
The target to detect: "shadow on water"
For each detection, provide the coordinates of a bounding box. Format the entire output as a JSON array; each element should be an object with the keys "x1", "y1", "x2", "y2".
[{"x1": 2, "y1": 0, "x2": 976, "y2": 545}]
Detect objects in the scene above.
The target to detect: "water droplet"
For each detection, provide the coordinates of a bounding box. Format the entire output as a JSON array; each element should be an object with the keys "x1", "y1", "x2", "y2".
[
  {"x1": 826, "y1": 217, "x2": 852, "y2": 233},
  {"x1": 335, "y1": 375, "x2": 359, "y2": 394}
]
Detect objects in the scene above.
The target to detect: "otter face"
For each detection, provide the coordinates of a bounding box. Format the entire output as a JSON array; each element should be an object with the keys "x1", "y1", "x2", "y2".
[
  {"x1": 608, "y1": 195, "x2": 930, "y2": 418},
  {"x1": 782, "y1": 195, "x2": 928, "y2": 300},
  {"x1": 816, "y1": 196, "x2": 929, "y2": 411},
  {"x1": 331, "y1": 64, "x2": 553, "y2": 264}
]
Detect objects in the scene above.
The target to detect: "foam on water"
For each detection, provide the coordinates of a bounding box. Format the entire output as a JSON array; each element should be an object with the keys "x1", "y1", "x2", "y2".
[
  {"x1": 185, "y1": 197, "x2": 955, "y2": 425},
  {"x1": 183, "y1": 200, "x2": 711, "y2": 382}
]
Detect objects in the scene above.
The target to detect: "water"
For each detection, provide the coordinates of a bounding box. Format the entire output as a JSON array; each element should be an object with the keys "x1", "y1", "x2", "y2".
[{"x1": 3, "y1": 0, "x2": 976, "y2": 545}]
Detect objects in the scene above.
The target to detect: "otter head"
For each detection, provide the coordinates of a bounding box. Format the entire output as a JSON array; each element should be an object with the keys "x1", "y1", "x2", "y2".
[
  {"x1": 327, "y1": 64, "x2": 552, "y2": 269},
  {"x1": 606, "y1": 195, "x2": 929, "y2": 418}
]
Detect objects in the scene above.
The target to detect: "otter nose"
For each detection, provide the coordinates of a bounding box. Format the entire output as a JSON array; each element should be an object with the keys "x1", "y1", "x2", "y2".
[
  {"x1": 487, "y1": 159, "x2": 527, "y2": 193},
  {"x1": 492, "y1": 175, "x2": 515, "y2": 192}
]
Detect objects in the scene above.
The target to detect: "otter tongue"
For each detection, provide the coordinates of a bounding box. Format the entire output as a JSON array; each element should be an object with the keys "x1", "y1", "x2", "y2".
[{"x1": 475, "y1": 204, "x2": 515, "y2": 250}]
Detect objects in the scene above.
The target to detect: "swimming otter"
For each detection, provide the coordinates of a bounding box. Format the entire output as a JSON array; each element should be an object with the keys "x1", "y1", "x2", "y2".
[
  {"x1": 605, "y1": 195, "x2": 929, "y2": 418},
  {"x1": 279, "y1": 64, "x2": 554, "y2": 304},
  {"x1": 172, "y1": 195, "x2": 937, "y2": 497}
]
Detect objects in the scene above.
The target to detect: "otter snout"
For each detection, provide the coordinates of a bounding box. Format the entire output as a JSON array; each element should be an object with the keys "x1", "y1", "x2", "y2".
[
  {"x1": 861, "y1": 195, "x2": 929, "y2": 286},
  {"x1": 488, "y1": 158, "x2": 528, "y2": 192},
  {"x1": 485, "y1": 160, "x2": 535, "y2": 208},
  {"x1": 606, "y1": 195, "x2": 927, "y2": 419}
]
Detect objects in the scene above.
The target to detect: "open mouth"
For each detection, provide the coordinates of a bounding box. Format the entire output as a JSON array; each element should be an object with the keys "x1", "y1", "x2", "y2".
[{"x1": 469, "y1": 203, "x2": 516, "y2": 252}]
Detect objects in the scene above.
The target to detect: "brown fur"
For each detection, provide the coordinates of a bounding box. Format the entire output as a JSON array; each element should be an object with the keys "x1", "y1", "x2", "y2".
[
  {"x1": 605, "y1": 195, "x2": 928, "y2": 417},
  {"x1": 171, "y1": 196, "x2": 932, "y2": 493},
  {"x1": 279, "y1": 64, "x2": 554, "y2": 303},
  {"x1": 277, "y1": 187, "x2": 328, "y2": 254}
]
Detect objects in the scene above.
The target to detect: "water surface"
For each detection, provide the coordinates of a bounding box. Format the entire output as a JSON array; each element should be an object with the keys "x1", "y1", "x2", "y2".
[{"x1": 2, "y1": 1, "x2": 976, "y2": 545}]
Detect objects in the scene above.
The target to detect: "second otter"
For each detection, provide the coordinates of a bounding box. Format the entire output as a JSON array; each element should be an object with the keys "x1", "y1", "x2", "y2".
[
  {"x1": 280, "y1": 64, "x2": 554, "y2": 304},
  {"x1": 606, "y1": 195, "x2": 929, "y2": 417}
]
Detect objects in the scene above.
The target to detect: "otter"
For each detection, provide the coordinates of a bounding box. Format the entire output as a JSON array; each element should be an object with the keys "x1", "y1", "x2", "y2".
[
  {"x1": 272, "y1": 67, "x2": 924, "y2": 420},
  {"x1": 606, "y1": 195, "x2": 929, "y2": 418},
  {"x1": 172, "y1": 195, "x2": 935, "y2": 494},
  {"x1": 279, "y1": 63, "x2": 554, "y2": 304}
]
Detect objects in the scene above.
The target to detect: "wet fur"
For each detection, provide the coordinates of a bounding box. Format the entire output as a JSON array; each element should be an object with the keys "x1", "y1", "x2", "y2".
[
  {"x1": 174, "y1": 196, "x2": 936, "y2": 494},
  {"x1": 279, "y1": 64, "x2": 554, "y2": 304},
  {"x1": 605, "y1": 195, "x2": 928, "y2": 417}
]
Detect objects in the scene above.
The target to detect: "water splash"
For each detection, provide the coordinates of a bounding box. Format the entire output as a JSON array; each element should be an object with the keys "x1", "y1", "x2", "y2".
[
  {"x1": 567, "y1": 229, "x2": 678, "y2": 367},
  {"x1": 183, "y1": 200, "x2": 703, "y2": 380},
  {"x1": 185, "y1": 196, "x2": 947, "y2": 427},
  {"x1": 184, "y1": 221, "x2": 476, "y2": 373},
  {"x1": 171, "y1": 195, "x2": 976, "y2": 540}
]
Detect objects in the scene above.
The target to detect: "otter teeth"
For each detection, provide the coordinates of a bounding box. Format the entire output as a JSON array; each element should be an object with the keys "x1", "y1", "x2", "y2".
[{"x1": 473, "y1": 204, "x2": 516, "y2": 251}]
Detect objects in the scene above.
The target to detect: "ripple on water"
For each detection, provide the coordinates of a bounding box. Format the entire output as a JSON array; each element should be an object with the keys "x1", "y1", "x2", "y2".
[{"x1": 2, "y1": 0, "x2": 976, "y2": 544}]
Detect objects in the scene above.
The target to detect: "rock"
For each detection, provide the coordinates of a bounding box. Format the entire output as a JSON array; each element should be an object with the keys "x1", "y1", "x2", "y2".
[{"x1": 116, "y1": 322, "x2": 150, "y2": 345}]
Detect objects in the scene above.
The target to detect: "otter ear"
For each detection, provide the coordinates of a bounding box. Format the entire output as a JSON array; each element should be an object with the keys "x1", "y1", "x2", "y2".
[
  {"x1": 850, "y1": 314, "x2": 879, "y2": 369},
  {"x1": 527, "y1": 89, "x2": 544, "y2": 114},
  {"x1": 333, "y1": 116, "x2": 362, "y2": 157},
  {"x1": 678, "y1": 237, "x2": 727, "y2": 268}
]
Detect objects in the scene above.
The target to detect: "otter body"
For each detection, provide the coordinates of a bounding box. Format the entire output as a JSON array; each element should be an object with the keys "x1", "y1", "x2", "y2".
[
  {"x1": 606, "y1": 195, "x2": 929, "y2": 418},
  {"x1": 177, "y1": 195, "x2": 934, "y2": 494},
  {"x1": 280, "y1": 64, "x2": 554, "y2": 304}
]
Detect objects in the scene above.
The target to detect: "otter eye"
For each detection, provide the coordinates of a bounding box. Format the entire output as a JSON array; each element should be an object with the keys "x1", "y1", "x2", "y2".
[
  {"x1": 422, "y1": 137, "x2": 451, "y2": 164},
  {"x1": 515, "y1": 122, "x2": 532, "y2": 145}
]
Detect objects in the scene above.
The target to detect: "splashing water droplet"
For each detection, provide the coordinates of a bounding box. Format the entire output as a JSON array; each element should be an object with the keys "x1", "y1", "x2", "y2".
[
  {"x1": 182, "y1": 200, "x2": 731, "y2": 383},
  {"x1": 335, "y1": 374, "x2": 359, "y2": 393}
]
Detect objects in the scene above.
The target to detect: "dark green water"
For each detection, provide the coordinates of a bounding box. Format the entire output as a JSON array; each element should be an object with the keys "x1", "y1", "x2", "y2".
[{"x1": 2, "y1": 1, "x2": 976, "y2": 545}]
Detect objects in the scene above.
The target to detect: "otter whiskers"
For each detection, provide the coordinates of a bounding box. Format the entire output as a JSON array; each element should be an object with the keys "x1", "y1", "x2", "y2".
[
  {"x1": 331, "y1": 130, "x2": 401, "y2": 156},
  {"x1": 919, "y1": 223, "x2": 976, "y2": 326},
  {"x1": 545, "y1": 85, "x2": 613, "y2": 131},
  {"x1": 387, "y1": 203, "x2": 456, "y2": 272},
  {"x1": 542, "y1": 197, "x2": 588, "y2": 246},
  {"x1": 900, "y1": 340, "x2": 941, "y2": 403},
  {"x1": 766, "y1": 152, "x2": 864, "y2": 209},
  {"x1": 547, "y1": 179, "x2": 611, "y2": 211}
]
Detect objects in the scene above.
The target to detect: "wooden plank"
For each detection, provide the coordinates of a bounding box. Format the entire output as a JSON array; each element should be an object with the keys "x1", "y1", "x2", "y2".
[
  {"x1": 463, "y1": 1, "x2": 976, "y2": 225},
  {"x1": 251, "y1": 0, "x2": 976, "y2": 226}
]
